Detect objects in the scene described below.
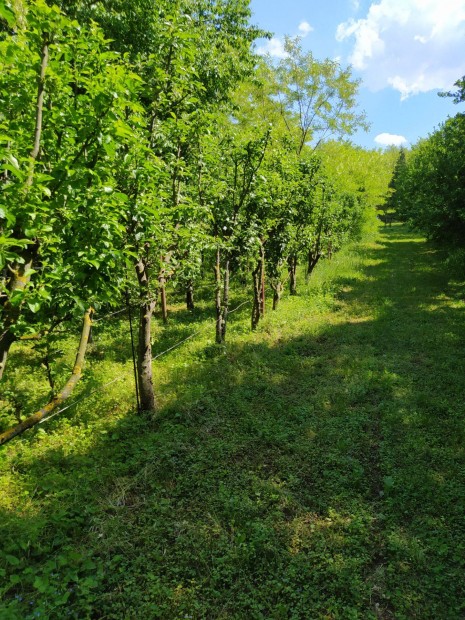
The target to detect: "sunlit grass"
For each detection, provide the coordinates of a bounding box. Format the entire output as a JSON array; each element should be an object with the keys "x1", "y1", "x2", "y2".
[{"x1": 2, "y1": 223, "x2": 465, "y2": 619}]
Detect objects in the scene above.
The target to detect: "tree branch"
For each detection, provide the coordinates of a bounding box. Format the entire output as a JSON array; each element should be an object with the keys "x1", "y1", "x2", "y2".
[{"x1": 0, "y1": 308, "x2": 93, "y2": 446}]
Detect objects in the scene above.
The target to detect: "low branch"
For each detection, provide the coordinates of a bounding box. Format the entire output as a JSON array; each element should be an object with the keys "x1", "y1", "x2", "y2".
[
  {"x1": 26, "y1": 36, "x2": 49, "y2": 188},
  {"x1": 0, "y1": 308, "x2": 93, "y2": 446},
  {"x1": 19, "y1": 333, "x2": 43, "y2": 341}
]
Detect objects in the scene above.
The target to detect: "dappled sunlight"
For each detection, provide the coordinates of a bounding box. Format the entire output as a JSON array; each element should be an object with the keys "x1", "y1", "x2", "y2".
[{"x1": 287, "y1": 510, "x2": 356, "y2": 555}]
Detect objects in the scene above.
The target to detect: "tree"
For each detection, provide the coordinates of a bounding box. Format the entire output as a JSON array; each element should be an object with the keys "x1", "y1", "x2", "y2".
[
  {"x1": 261, "y1": 38, "x2": 368, "y2": 295},
  {"x1": 395, "y1": 114, "x2": 465, "y2": 245},
  {"x1": 275, "y1": 36, "x2": 368, "y2": 155},
  {"x1": 198, "y1": 122, "x2": 270, "y2": 342},
  {"x1": 53, "y1": 0, "x2": 267, "y2": 406},
  {"x1": 0, "y1": 1, "x2": 142, "y2": 380},
  {"x1": 439, "y1": 75, "x2": 465, "y2": 104},
  {"x1": 384, "y1": 148, "x2": 407, "y2": 223}
]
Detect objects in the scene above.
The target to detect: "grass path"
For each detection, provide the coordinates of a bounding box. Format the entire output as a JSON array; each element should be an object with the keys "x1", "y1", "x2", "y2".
[{"x1": 2, "y1": 224, "x2": 465, "y2": 619}]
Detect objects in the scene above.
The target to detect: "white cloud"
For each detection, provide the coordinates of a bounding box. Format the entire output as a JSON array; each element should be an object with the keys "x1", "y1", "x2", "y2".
[
  {"x1": 375, "y1": 132, "x2": 408, "y2": 146},
  {"x1": 298, "y1": 21, "x2": 314, "y2": 36},
  {"x1": 336, "y1": 0, "x2": 465, "y2": 98},
  {"x1": 256, "y1": 37, "x2": 288, "y2": 58}
]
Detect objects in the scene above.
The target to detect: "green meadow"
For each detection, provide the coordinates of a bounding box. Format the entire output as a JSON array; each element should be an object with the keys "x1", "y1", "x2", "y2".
[{"x1": 2, "y1": 223, "x2": 465, "y2": 619}]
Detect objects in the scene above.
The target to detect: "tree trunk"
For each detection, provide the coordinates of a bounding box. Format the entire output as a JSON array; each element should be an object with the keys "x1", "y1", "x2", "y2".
[
  {"x1": 271, "y1": 280, "x2": 283, "y2": 310},
  {"x1": 0, "y1": 308, "x2": 93, "y2": 446},
  {"x1": 0, "y1": 330, "x2": 16, "y2": 382},
  {"x1": 135, "y1": 257, "x2": 156, "y2": 412},
  {"x1": 260, "y1": 243, "x2": 266, "y2": 318},
  {"x1": 288, "y1": 255, "x2": 298, "y2": 295},
  {"x1": 159, "y1": 273, "x2": 168, "y2": 323},
  {"x1": 186, "y1": 279, "x2": 194, "y2": 311},
  {"x1": 0, "y1": 247, "x2": 37, "y2": 381},
  {"x1": 215, "y1": 246, "x2": 229, "y2": 344},
  {"x1": 251, "y1": 244, "x2": 265, "y2": 330},
  {"x1": 215, "y1": 247, "x2": 222, "y2": 343},
  {"x1": 251, "y1": 261, "x2": 261, "y2": 331},
  {"x1": 305, "y1": 250, "x2": 321, "y2": 282},
  {"x1": 222, "y1": 259, "x2": 229, "y2": 342}
]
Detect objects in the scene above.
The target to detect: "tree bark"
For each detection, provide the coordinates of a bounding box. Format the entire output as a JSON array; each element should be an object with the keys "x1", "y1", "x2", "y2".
[
  {"x1": 271, "y1": 280, "x2": 283, "y2": 310},
  {"x1": 135, "y1": 257, "x2": 156, "y2": 412},
  {"x1": 186, "y1": 279, "x2": 194, "y2": 311},
  {"x1": 215, "y1": 246, "x2": 229, "y2": 344},
  {"x1": 260, "y1": 243, "x2": 266, "y2": 318},
  {"x1": 0, "y1": 246, "x2": 37, "y2": 380},
  {"x1": 251, "y1": 261, "x2": 261, "y2": 331},
  {"x1": 288, "y1": 255, "x2": 298, "y2": 295},
  {"x1": 251, "y1": 243, "x2": 265, "y2": 330},
  {"x1": 222, "y1": 259, "x2": 229, "y2": 342},
  {"x1": 0, "y1": 330, "x2": 16, "y2": 382},
  {"x1": 0, "y1": 308, "x2": 93, "y2": 446},
  {"x1": 215, "y1": 247, "x2": 222, "y2": 343},
  {"x1": 305, "y1": 250, "x2": 321, "y2": 282},
  {"x1": 159, "y1": 272, "x2": 168, "y2": 323},
  {"x1": 26, "y1": 37, "x2": 49, "y2": 187}
]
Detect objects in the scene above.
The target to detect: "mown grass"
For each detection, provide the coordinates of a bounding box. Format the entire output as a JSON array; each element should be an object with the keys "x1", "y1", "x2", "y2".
[{"x1": 1, "y1": 223, "x2": 465, "y2": 619}]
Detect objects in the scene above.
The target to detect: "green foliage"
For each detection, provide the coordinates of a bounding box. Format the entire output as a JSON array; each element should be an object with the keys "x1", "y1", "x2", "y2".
[
  {"x1": 1, "y1": 0, "x2": 383, "y2": 373},
  {"x1": 274, "y1": 36, "x2": 368, "y2": 153},
  {"x1": 385, "y1": 147, "x2": 407, "y2": 216},
  {"x1": 439, "y1": 74, "x2": 465, "y2": 104},
  {"x1": 320, "y1": 141, "x2": 398, "y2": 213},
  {"x1": 0, "y1": 0, "x2": 143, "y2": 333},
  {"x1": 395, "y1": 113, "x2": 465, "y2": 246}
]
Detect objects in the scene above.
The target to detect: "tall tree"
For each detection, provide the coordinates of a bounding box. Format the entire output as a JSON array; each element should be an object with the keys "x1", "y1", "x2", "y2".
[
  {"x1": 0, "y1": 0, "x2": 142, "y2": 379},
  {"x1": 51, "y1": 0, "x2": 267, "y2": 406},
  {"x1": 275, "y1": 36, "x2": 368, "y2": 155},
  {"x1": 396, "y1": 114, "x2": 465, "y2": 245},
  {"x1": 261, "y1": 37, "x2": 368, "y2": 294}
]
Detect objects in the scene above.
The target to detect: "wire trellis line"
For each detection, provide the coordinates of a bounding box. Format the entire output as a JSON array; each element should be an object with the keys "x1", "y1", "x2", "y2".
[
  {"x1": 92, "y1": 307, "x2": 128, "y2": 323},
  {"x1": 36, "y1": 296, "x2": 253, "y2": 427},
  {"x1": 38, "y1": 375, "x2": 128, "y2": 426},
  {"x1": 152, "y1": 299, "x2": 251, "y2": 359},
  {"x1": 228, "y1": 300, "x2": 250, "y2": 315}
]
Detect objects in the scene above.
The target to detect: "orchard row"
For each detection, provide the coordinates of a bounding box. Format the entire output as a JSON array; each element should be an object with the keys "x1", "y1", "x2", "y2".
[{"x1": 0, "y1": 0, "x2": 397, "y2": 412}]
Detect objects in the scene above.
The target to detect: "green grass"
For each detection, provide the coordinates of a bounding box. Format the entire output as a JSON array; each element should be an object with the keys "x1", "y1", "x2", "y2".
[{"x1": 2, "y1": 223, "x2": 465, "y2": 619}]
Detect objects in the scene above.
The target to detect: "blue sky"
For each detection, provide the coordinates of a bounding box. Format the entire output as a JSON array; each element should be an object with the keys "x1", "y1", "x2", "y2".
[{"x1": 250, "y1": 0, "x2": 465, "y2": 149}]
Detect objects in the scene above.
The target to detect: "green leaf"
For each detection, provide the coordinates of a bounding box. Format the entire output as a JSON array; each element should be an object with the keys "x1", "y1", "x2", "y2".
[
  {"x1": 4, "y1": 554, "x2": 20, "y2": 566},
  {"x1": 383, "y1": 476, "x2": 395, "y2": 490},
  {"x1": 1, "y1": 164, "x2": 23, "y2": 180},
  {"x1": 0, "y1": 4, "x2": 15, "y2": 28},
  {"x1": 33, "y1": 575, "x2": 50, "y2": 593}
]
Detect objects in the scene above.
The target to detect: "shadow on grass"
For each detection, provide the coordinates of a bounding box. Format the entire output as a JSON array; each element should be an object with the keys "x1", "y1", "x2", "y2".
[{"x1": 2, "y1": 226, "x2": 465, "y2": 619}]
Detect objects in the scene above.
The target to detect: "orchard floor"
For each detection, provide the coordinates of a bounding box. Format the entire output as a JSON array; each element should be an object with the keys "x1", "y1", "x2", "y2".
[{"x1": 2, "y1": 223, "x2": 465, "y2": 619}]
